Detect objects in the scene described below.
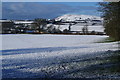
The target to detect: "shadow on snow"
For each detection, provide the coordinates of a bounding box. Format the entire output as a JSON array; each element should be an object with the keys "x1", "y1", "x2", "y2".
[{"x1": 2, "y1": 46, "x2": 88, "y2": 55}]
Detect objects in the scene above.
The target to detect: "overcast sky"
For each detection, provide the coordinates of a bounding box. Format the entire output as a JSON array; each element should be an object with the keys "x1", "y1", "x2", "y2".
[{"x1": 2, "y1": 2, "x2": 101, "y2": 20}]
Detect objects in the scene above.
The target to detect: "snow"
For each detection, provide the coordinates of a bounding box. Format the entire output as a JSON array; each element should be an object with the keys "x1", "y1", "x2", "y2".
[
  {"x1": 55, "y1": 14, "x2": 103, "y2": 21},
  {"x1": 49, "y1": 24, "x2": 104, "y2": 32},
  {"x1": 72, "y1": 25, "x2": 104, "y2": 32},
  {"x1": 14, "y1": 21, "x2": 34, "y2": 24},
  {"x1": 1, "y1": 34, "x2": 118, "y2": 78},
  {"x1": 0, "y1": 20, "x2": 11, "y2": 22},
  {"x1": 2, "y1": 34, "x2": 108, "y2": 50}
]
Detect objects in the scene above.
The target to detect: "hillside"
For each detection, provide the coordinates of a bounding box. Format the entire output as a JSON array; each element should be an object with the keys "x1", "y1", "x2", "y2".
[
  {"x1": 55, "y1": 14, "x2": 103, "y2": 22},
  {"x1": 48, "y1": 14, "x2": 104, "y2": 33}
]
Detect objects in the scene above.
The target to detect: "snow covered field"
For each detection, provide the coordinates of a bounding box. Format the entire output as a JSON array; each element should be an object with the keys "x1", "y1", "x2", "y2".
[
  {"x1": 52, "y1": 24, "x2": 104, "y2": 32},
  {"x1": 1, "y1": 34, "x2": 118, "y2": 78}
]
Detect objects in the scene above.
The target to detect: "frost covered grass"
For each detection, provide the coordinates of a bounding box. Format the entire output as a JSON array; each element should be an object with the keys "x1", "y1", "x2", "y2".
[{"x1": 1, "y1": 34, "x2": 119, "y2": 79}]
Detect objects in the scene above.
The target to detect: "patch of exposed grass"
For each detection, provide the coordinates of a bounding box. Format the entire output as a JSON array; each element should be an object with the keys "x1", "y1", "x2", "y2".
[
  {"x1": 97, "y1": 37, "x2": 116, "y2": 43},
  {"x1": 59, "y1": 51, "x2": 120, "y2": 78},
  {"x1": 110, "y1": 51, "x2": 120, "y2": 62},
  {"x1": 72, "y1": 51, "x2": 120, "y2": 78},
  {"x1": 109, "y1": 51, "x2": 120, "y2": 73},
  {"x1": 100, "y1": 51, "x2": 120, "y2": 73}
]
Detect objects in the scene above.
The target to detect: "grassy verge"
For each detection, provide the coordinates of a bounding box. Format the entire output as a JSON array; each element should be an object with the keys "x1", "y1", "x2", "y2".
[
  {"x1": 97, "y1": 37, "x2": 116, "y2": 43},
  {"x1": 91, "y1": 51, "x2": 120, "y2": 73},
  {"x1": 92, "y1": 51, "x2": 120, "y2": 73},
  {"x1": 109, "y1": 51, "x2": 120, "y2": 72}
]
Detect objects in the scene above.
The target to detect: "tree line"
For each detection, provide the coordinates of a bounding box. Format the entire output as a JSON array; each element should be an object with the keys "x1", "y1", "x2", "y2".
[{"x1": 98, "y1": 2, "x2": 120, "y2": 41}]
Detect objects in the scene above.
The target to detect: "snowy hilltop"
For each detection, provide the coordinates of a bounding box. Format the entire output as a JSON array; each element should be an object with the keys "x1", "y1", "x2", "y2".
[{"x1": 55, "y1": 14, "x2": 103, "y2": 22}]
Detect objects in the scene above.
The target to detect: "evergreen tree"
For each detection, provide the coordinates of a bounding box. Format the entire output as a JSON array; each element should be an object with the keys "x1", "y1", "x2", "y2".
[{"x1": 98, "y1": 2, "x2": 120, "y2": 41}]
